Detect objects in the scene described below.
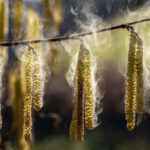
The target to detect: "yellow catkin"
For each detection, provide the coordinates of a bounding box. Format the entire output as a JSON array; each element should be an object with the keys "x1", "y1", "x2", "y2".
[
  {"x1": 20, "y1": 52, "x2": 32, "y2": 149},
  {"x1": 82, "y1": 42, "x2": 95, "y2": 130},
  {"x1": 0, "y1": 0, "x2": 5, "y2": 42},
  {"x1": 70, "y1": 44, "x2": 85, "y2": 142},
  {"x1": 9, "y1": 71, "x2": 31, "y2": 150},
  {"x1": 26, "y1": 8, "x2": 41, "y2": 42},
  {"x1": 69, "y1": 94, "x2": 78, "y2": 141},
  {"x1": 42, "y1": 0, "x2": 63, "y2": 34},
  {"x1": 12, "y1": 0, "x2": 24, "y2": 40},
  {"x1": 0, "y1": 46, "x2": 7, "y2": 129},
  {"x1": 76, "y1": 46, "x2": 85, "y2": 142},
  {"x1": 42, "y1": 0, "x2": 51, "y2": 35},
  {"x1": 32, "y1": 50, "x2": 43, "y2": 111},
  {"x1": 0, "y1": 0, "x2": 8, "y2": 129},
  {"x1": 125, "y1": 30, "x2": 137, "y2": 131},
  {"x1": 23, "y1": 48, "x2": 33, "y2": 141},
  {"x1": 52, "y1": 0, "x2": 63, "y2": 32},
  {"x1": 0, "y1": 0, "x2": 4, "y2": 128},
  {"x1": 135, "y1": 36, "x2": 144, "y2": 114}
]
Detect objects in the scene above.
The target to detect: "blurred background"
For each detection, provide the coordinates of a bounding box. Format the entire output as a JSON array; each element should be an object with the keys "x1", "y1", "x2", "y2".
[{"x1": 1, "y1": 0, "x2": 150, "y2": 150}]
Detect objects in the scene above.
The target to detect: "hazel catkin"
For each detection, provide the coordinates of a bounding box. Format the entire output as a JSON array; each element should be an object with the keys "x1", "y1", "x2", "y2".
[
  {"x1": 0, "y1": 0, "x2": 5, "y2": 42},
  {"x1": 70, "y1": 42, "x2": 85, "y2": 142},
  {"x1": 23, "y1": 48, "x2": 33, "y2": 141},
  {"x1": 82, "y1": 42, "x2": 95, "y2": 130},
  {"x1": 135, "y1": 36, "x2": 144, "y2": 114},
  {"x1": 125, "y1": 29, "x2": 137, "y2": 131},
  {"x1": 0, "y1": 0, "x2": 8, "y2": 129},
  {"x1": 70, "y1": 40, "x2": 96, "y2": 141},
  {"x1": 76, "y1": 54, "x2": 85, "y2": 142},
  {"x1": 69, "y1": 98, "x2": 78, "y2": 141},
  {"x1": 12, "y1": 0, "x2": 24, "y2": 41},
  {"x1": 32, "y1": 50, "x2": 43, "y2": 111}
]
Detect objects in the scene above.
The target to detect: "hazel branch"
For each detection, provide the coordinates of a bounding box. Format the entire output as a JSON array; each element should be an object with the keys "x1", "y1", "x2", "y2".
[{"x1": 0, "y1": 18, "x2": 150, "y2": 47}]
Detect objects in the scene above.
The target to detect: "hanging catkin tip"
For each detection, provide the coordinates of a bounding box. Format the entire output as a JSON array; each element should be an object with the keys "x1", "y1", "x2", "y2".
[{"x1": 127, "y1": 122, "x2": 135, "y2": 131}]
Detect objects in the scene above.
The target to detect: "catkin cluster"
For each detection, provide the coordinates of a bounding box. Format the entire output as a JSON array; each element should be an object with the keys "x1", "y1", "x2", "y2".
[
  {"x1": 22, "y1": 7, "x2": 44, "y2": 142},
  {"x1": 70, "y1": 40, "x2": 96, "y2": 141},
  {"x1": 125, "y1": 27, "x2": 144, "y2": 131},
  {"x1": 22, "y1": 46, "x2": 43, "y2": 142}
]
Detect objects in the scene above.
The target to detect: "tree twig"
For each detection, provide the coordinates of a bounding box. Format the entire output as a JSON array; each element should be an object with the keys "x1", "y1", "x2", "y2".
[{"x1": 0, "y1": 18, "x2": 150, "y2": 47}]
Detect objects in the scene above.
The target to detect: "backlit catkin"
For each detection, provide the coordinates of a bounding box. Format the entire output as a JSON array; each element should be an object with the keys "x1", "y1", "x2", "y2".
[
  {"x1": 42, "y1": 0, "x2": 63, "y2": 35},
  {"x1": 82, "y1": 43, "x2": 95, "y2": 130},
  {"x1": 0, "y1": 0, "x2": 8, "y2": 129},
  {"x1": 0, "y1": 0, "x2": 5, "y2": 41},
  {"x1": 42, "y1": 0, "x2": 51, "y2": 35},
  {"x1": 26, "y1": 7, "x2": 41, "y2": 43},
  {"x1": 69, "y1": 99, "x2": 78, "y2": 140},
  {"x1": 0, "y1": 48, "x2": 7, "y2": 127},
  {"x1": 9, "y1": 71, "x2": 31, "y2": 150},
  {"x1": 23, "y1": 48, "x2": 33, "y2": 141},
  {"x1": 135, "y1": 36, "x2": 144, "y2": 114},
  {"x1": 0, "y1": 0, "x2": 4, "y2": 128},
  {"x1": 76, "y1": 54, "x2": 84, "y2": 142},
  {"x1": 70, "y1": 40, "x2": 96, "y2": 141},
  {"x1": 32, "y1": 50, "x2": 43, "y2": 111},
  {"x1": 52, "y1": 0, "x2": 63, "y2": 33},
  {"x1": 12, "y1": 0, "x2": 24, "y2": 40},
  {"x1": 125, "y1": 29, "x2": 137, "y2": 131},
  {"x1": 70, "y1": 43, "x2": 85, "y2": 142},
  {"x1": 0, "y1": 46, "x2": 7, "y2": 129}
]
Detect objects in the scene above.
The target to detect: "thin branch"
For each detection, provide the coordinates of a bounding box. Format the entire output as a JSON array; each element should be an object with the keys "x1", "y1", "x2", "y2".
[{"x1": 0, "y1": 18, "x2": 150, "y2": 47}]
